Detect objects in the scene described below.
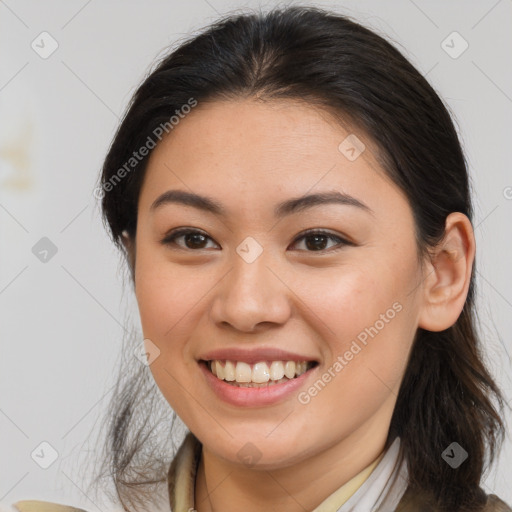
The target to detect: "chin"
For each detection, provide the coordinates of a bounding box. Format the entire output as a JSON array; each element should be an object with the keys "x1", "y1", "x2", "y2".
[{"x1": 201, "y1": 430, "x2": 313, "y2": 470}]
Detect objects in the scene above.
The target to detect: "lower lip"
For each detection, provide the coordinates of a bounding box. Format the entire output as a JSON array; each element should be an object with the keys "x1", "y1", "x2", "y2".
[{"x1": 199, "y1": 361, "x2": 317, "y2": 407}]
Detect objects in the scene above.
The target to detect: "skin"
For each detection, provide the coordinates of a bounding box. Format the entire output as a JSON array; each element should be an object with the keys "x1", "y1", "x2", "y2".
[{"x1": 122, "y1": 98, "x2": 475, "y2": 512}]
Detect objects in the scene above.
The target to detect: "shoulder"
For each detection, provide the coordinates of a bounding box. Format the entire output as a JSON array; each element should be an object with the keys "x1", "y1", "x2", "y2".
[
  {"x1": 485, "y1": 494, "x2": 512, "y2": 512},
  {"x1": 395, "y1": 486, "x2": 512, "y2": 511},
  {"x1": 6, "y1": 501, "x2": 90, "y2": 512}
]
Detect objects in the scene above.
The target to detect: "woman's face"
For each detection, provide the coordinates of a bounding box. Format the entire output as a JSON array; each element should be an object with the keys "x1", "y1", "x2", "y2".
[{"x1": 132, "y1": 98, "x2": 425, "y2": 469}]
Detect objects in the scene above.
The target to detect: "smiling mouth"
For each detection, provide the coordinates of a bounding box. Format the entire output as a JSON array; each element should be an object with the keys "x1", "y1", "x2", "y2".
[{"x1": 200, "y1": 359, "x2": 318, "y2": 388}]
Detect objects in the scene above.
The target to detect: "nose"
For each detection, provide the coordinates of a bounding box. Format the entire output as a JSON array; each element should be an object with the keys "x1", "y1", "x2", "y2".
[{"x1": 209, "y1": 248, "x2": 292, "y2": 334}]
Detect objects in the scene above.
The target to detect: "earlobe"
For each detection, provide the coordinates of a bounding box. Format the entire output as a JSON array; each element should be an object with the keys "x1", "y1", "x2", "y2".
[{"x1": 417, "y1": 212, "x2": 475, "y2": 332}]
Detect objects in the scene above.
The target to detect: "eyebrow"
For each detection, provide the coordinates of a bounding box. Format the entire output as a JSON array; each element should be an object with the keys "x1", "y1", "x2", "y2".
[{"x1": 150, "y1": 189, "x2": 374, "y2": 217}]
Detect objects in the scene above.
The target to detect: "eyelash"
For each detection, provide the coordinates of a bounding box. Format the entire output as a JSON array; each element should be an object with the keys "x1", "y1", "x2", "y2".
[{"x1": 160, "y1": 228, "x2": 353, "y2": 253}]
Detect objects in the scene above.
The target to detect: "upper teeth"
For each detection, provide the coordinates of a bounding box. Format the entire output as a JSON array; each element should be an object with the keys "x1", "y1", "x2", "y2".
[{"x1": 208, "y1": 360, "x2": 312, "y2": 383}]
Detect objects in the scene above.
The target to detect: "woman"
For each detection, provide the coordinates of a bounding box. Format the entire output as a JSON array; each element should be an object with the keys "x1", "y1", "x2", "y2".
[{"x1": 12, "y1": 5, "x2": 511, "y2": 512}]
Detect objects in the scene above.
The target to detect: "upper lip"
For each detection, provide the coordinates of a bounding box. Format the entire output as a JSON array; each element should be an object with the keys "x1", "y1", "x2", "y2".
[{"x1": 199, "y1": 347, "x2": 319, "y2": 365}]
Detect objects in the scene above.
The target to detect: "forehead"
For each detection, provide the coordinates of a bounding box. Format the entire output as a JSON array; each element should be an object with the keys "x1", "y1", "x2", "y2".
[{"x1": 138, "y1": 98, "x2": 406, "y2": 217}]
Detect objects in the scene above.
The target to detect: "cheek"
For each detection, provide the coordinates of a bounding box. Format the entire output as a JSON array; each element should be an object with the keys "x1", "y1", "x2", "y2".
[
  {"x1": 299, "y1": 303, "x2": 413, "y2": 441},
  {"x1": 133, "y1": 257, "x2": 205, "y2": 415},
  {"x1": 293, "y1": 261, "x2": 416, "y2": 395},
  {"x1": 292, "y1": 264, "x2": 405, "y2": 345},
  {"x1": 134, "y1": 242, "x2": 203, "y2": 338}
]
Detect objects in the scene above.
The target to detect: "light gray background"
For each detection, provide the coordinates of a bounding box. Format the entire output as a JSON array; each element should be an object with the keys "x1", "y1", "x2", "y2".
[{"x1": 1, "y1": 0, "x2": 511, "y2": 509}]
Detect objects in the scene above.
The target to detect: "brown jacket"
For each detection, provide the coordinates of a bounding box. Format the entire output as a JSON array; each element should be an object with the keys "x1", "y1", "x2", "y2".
[
  {"x1": 9, "y1": 433, "x2": 512, "y2": 512},
  {"x1": 395, "y1": 486, "x2": 512, "y2": 512},
  {"x1": 11, "y1": 488, "x2": 512, "y2": 512}
]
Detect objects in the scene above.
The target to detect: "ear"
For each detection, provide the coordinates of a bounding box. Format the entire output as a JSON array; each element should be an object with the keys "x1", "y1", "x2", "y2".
[
  {"x1": 417, "y1": 212, "x2": 475, "y2": 332},
  {"x1": 121, "y1": 230, "x2": 136, "y2": 279}
]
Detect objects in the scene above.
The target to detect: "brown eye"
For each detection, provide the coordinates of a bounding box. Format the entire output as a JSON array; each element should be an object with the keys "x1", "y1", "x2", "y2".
[
  {"x1": 161, "y1": 228, "x2": 219, "y2": 250},
  {"x1": 161, "y1": 228, "x2": 353, "y2": 253},
  {"x1": 290, "y1": 229, "x2": 352, "y2": 252}
]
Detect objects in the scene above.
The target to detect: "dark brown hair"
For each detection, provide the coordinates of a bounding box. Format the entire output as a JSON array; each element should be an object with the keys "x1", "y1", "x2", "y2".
[{"x1": 88, "y1": 5, "x2": 508, "y2": 511}]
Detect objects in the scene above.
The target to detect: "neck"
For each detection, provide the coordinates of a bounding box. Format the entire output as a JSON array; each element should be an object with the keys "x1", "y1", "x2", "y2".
[{"x1": 194, "y1": 414, "x2": 392, "y2": 512}]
